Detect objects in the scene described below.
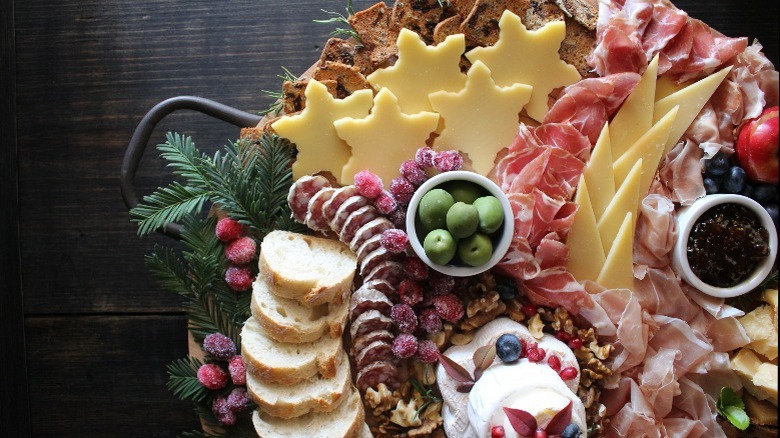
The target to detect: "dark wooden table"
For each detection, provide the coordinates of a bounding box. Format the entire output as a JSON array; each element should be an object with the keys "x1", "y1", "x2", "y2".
[{"x1": 1, "y1": 1, "x2": 777, "y2": 436}]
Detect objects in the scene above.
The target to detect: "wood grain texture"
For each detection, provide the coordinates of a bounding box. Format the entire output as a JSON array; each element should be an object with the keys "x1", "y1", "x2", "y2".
[{"x1": 8, "y1": 0, "x2": 779, "y2": 436}]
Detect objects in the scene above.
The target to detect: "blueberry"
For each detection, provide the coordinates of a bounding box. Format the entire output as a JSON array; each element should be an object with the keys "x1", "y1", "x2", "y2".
[
  {"x1": 739, "y1": 183, "x2": 755, "y2": 199},
  {"x1": 561, "y1": 423, "x2": 581, "y2": 438},
  {"x1": 722, "y1": 166, "x2": 746, "y2": 194},
  {"x1": 496, "y1": 334, "x2": 522, "y2": 363},
  {"x1": 703, "y1": 177, "x2": 720, "y2": 195},
  {"x1": 704, "y1": 152, "x2": 730, "y2": 176},
  {"x1": 766, "y1": 204, "x2": 779, "y2": 227},
  {"x1": 754, "y1": 184, "x2": 778, "y2": 206},
  {"x1": 495, "y1": 278, "x2": 518, "y2": 301}
]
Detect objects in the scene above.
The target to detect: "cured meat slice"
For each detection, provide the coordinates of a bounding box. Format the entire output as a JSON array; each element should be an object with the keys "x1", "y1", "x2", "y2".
[
  {"x1": 329, "y1": 195, "x2": 370, "y2": 232},
  {"x1": 354, "y1": 340, "x2": 394, "y2": 369},
  {"x1": 360, "y1": 278, "x2": 398, "y2": 301},
  {"x1": 349, "y1": 286, "x2": 393, "y2": 320},
  {"x1": 322, "y1": 186, "x2": 360, "y2": 224},
  {"x1": 350, "y1": 217, "x2": 394, "y2": 253},
  {"x1": 363, "y1": 260, "x2": 404, "y2": 285},
  {"x1": 351, "y1": 329, "x2": 394, "y2": 355},
  {"x1": 304, "y1": 186, "x2": 336, "y2": 232},
  {"x1": 356, "y1": 360, "x2": 399, "y2": 392},
  {"x1": 359, "y1": 247, "x2": 399, "y2": 278},
  {"x1": 288, "y1": 175, "x2": 330, "y2": 223},
  {"x1": 534, "y1": 122, "x2": 591, "y2": 162},
  {"x1": 349, "y1": 309, "x2": 395, "y2": 340},
  {"x1": 355, "y1": 234, "x2": 384, "y2": 262},
  {"x1": 339, "y1": 204, "x2": 380, "y2": 244}
]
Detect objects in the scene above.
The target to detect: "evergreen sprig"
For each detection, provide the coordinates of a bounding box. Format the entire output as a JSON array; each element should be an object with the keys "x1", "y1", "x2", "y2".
[
  {"x1": 167, "y1": 357, "x2": 210, "y2": 403},
  {"x1": 260, "y1": 66, "x2": 298, "y2": 116},
  {"x1": 314, "y1": 0, "x2": 362, "y2": 44}
]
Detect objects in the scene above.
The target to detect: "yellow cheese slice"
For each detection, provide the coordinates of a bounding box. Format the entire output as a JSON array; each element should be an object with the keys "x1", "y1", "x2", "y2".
[
  {"x1": 610, "y1": 55, "x2": 659, "y2": 160},
  {"x1": 583, "y1": 124, "x2": 616, "y2": 221},
  {"x1": 335, "y1": 88, "x2": 439, "y2": 186},
  {"x1": 613, "y1": 107, "x2": 679, "y2": 197},
  {"x1": 367, "y1": 29, "x2": 467, "y2": 115},
  {"x1": 654, "y1": 67, "x2": 731, "y2": 153},
  {"x1": 429, "y1": 61, "x2": 532, "y2": 176},
  {"x1": 566, "y1": 179, "x2": 606, "y2": 282},
  {"x1": 598, "y1": 159, "x2": 642, "y2": 255},
  {"x1": 271, "y1": 80, "x2": 374, "y2": 184},
  {"x1": 596, "y1": 212, "x2": 635, "y2": 291},
  {"x1": 465, "y1": 10, "x2": 580, "y2": 122},
  {"x1": 654, "y1": 75, "x2": 693, "y2": 102}
]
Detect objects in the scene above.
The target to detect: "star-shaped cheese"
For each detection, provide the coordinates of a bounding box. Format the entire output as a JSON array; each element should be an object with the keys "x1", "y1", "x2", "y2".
[
  {"x1": 334, "y1": 88, "x2": 439, "y2": 186},
  {"x1": 271, "y1": 80, "x2": 373, "y2": 184},
  {"x1": 429, "y1": 61, "x2": 532, "y2": 175},
  {"x1": 367, "y1": 29, "x2": 467, "y2": 114},
  {"x1": 465, "y1": 10, "x2": 581, "y2": 122}
]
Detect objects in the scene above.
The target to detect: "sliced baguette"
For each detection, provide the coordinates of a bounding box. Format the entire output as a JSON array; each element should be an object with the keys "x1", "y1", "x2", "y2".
[
  {"x1": 251, "y1": 387, "x2": 365, "y2": 438},
  {"x1": 251, "y1": 276, "x2": 349, "y2": 344},
  {"x1": 241, "y1": 317, "x2": 344, "y2": 385},
  {"x1": 259, "y1": 230, "x2": 357, "y2": 307},
  {"x1": 246, "y1": 349, "x2": 352, "y2": 419}
]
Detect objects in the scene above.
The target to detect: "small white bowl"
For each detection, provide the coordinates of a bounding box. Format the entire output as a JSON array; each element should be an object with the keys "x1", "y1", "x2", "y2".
[
  {"x1": 672, "y1": 194, "x2": 777, "y2": 298},
  {"x1": 406, "y1": 171, "x2": 514, "y2": 277}
]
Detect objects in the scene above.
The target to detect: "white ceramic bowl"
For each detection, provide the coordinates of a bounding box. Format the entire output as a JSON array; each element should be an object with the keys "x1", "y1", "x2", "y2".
[
  {"x1": 406, "y1": 171, "x2": 514, "y2": 277},
  {"x1": 671, "y1": 194, "x2": 777, "y2": 298}
]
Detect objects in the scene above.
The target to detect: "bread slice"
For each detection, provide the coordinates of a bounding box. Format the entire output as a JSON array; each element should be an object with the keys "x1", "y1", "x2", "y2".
[
  {"x1": 241, "y1": 317, "x2": 344, "y2": 385},
  {"x1": 259, "y1": 230, "x2": 357, "y2": 307},
  {"x1": 251, "y1": 387, "x2": 366, "y2": 438},
  {"x1": 246, "y1": 348, "x2": 352, "y2": 419},
  {"x1": 251, "y1": 276, "x2": 349, "y2": 344}
]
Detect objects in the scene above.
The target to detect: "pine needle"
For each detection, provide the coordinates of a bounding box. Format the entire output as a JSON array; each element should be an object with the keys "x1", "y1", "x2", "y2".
[{"x1": 166, "y1": 357, "x2": 209, "y2": 403}]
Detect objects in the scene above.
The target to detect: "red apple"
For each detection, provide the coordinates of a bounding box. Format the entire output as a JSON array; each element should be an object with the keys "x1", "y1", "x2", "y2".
[{"x1": 736, "y1": 106, "x2": 778, "y2": 184}]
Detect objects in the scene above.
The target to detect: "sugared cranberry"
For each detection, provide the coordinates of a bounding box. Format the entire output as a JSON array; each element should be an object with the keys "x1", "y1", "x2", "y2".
[
  {"x1": 416, "y1": 340, "x2": 439, "y2": 364},
  {"x1": 203, "y1": 333, "x2": 237, "y2": 360},
  {"x1": 392, "y1": 333, "x2": 419, "y2": 359},
  {"x1": 391, "y1": 304, "x2": 418, "y2": 334},
  {"x1": 228, "y1": 355, "x2": 246, "y2": 385},
  {"x1": 389, "y1": 177, "x2": 415, "y2": 206},
  {"x1": 354, "y1": 170, "x2": 384, "y2": 199},
  {"x1": 433, "y1": 150, "x2": 463, "y2": 172},
  {"x1": 226, "y1": 387, "x2": 252, "y2": 412},
  {"x1": 432, "y1": 293, "x2": 464, "y2": 323},
  {"x1": 197, "y1": 363, "x2": 228, "y2": 390},
  {"x1": 215, "y1": 217, "x2": 243, "y2": 242},
  {"x1": 374, "y1": 190, "x2": 398, "y2": 214},
  {"x1": 415, "y1": 146, "x2": 436, "y2": 168},
  {"x1": 400, "y1": 160, "x2": 428, "y2": 186},
  {"x1": 212, "y1": 396, "x2": 236, "y2": 425},
  {"x1": 399, "y1": 279, "x2": 424, "y2": 307},
  {"x1": 419, "y1": 308, "x2": 443, "y2": 333},
  {"x1": 380, "y1": 229, "x2": 409, "y2": 253},
  {"x1": 403, "y1": 256, "x2": 429, "y2": 281},
  {"x1": 225, "y1": 265, "x2": 253, "y2": 291},
  {"x1": 224, "y1": 236, "x2": 257, "y2": 265}
]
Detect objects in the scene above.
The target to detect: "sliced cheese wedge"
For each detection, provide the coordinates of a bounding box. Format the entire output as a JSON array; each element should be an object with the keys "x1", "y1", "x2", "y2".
[
  {"x1": 566, "y1": 179, "x2": 606, "y2": 282},
  {"x1": 654, "y1": 66, "x2": 731, "y2": 153},
  {"x1": 583, "y1": 124, "x2": 615, "y2": 220},
  {"x1": 598, "y1": 159, "x2": 642, "y2": 255},
  {"x1": 610, "y1": 55, "x2": 659, "y2": 160},
  {"x1": 596, "y1": 212, "x2": 635, "y2": 291}
]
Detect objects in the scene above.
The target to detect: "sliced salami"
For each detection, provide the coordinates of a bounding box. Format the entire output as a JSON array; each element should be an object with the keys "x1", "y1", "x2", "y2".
[
  {"x1": 288, "y1": 175, "x2": 330, "y2": 223},
  {"x1": 354, "y1": 340, "x2": 395, "y2": 369},
  {"x1": 349, "y1": 309, "x2": 395, "y2": 340},
  {"x1": 359, "y1": 246, "x2": 399, "y2": 278},
  {"x1": 360, "y1": 278, "x2": 398, "y2": 301},
  {"x1": 349, "y1": 286, "x2": 394, "y2": 320},
  {"x1": 304, "y1": 186, "x2": 336, "y2": 232},
  {"x1": 356, "y1": 360, "x2": 399, "y2": 392},
  {"x1": 322, "y1": 186, "x2": 360, "y2": 224},
  {"x1": 339, "y1": 205, "x2": 380, "y2": 244},
  {"x1": 355, "y1": 234, "x2": 384, "y2": 262},
  {"x1": 329, "y1": 195, "x2": 370, "y2": 232},
  {"x1": 363, "y1": 260, "x2": 404, "y2": 285},
  {"x1": 351, "y1": 329, "x2": 395, "y2": 356},
  {"x1": 350, "y1": 217, "x2": 394, "y2": 252}
]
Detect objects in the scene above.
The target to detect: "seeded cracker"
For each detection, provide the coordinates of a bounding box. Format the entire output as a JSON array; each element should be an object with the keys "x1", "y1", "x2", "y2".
[
  {"x1": 390, "y1": 0, "x2": 444, "y2": 44},
  {"x1": 319, "y1": 37, "x2": 374, "y2": 75},
  {"x1": 313, "y1": 61, "x2": 373, "y2": 99},
  {"x1": 349, "y1": 2, "x2": 399, "y2": 68}
]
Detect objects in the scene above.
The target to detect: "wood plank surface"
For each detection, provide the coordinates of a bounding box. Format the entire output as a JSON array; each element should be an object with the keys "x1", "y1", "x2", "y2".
[{"x1": 7, "y1": 0, "x2": 779, "y2": 436}]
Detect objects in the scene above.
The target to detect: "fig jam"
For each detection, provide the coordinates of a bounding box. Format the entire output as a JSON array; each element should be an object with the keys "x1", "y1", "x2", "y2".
[{"x1": 687, "y1": 203, "x2": 770, "y2": 288}]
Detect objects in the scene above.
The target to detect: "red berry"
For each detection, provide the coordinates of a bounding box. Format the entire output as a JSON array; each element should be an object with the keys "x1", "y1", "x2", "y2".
[
  {"x1": 215, "y1": 217, "x2": 243, "y2": 242},
  {"x1": 399, "y1": 279, "x2": 424, "y2": 307},
  {"x1": 547, "y1": 354, "x2": 562, "y2": 372},
  {"x1": 224, "y1": 236, "x2": 256, "y2": 265},
  {"x1": 522, "y1": 341, "x2": 537, "y2": 359},
  {"x1": 534, "y1": 429, "x2": 549, "y2": 438},
  {"x1": 212, "y1": 396, "x2": 236, "y2": 425},
  {"x1": 374, "y1": 190, "x2": 398, "y2": 214},
  {"x1": 380, "y1": 229, "x2": 409, "y2": 253},
  {"x1": 568, "y1": 338, "x2": 583, "y2": 350},
  {"x1": 559, "y1": 366, "x2": 579, "y2": 380},
  {"x1": 416, "y1": 340, "x2": 439, "y2": 364},
  {"x1": 225, "y1": 265, "x2": 253, "y2": 291},
  {"x1": 197, "y1": 363, "x2": 228, "y2": 390},
  {"x1": 521, "y1": 303, "x2": 538, "y2": 317},
  {"x1": 433, "y1": 150, "x2": 463, "y2": 172},
  {"x1": 354, "y1": 170, "x2": 384, "y2": 199},
  {"x1": 400, "y1": 159, "x2": 428, "y2": 186},
  {"x1": 392, "y1": 333, "x2": 419, "y2": 359},
  {"x1": 428, "y1": 271, "x2": 455, "y2": 295},
  {"x1": 388, "y1": 208, "x2": 407, "y2": 228},
  {"x1": 403, "y1": 256, "x2": 429, "y2": 281},
  {"x1": 555, "y1": 330, "x2": 572, "y2": 342},
  {"x1": 226, "y1": 387, "x2": 251, "y2": 412},
  {"x1": 391, "y1": 303, "x2": 418, "y2": 333},
  {"x1": 491, "y1": 425, "x2": 506, "y2": 438},
  {"x1": 389, "y1": 177, "x2": 415, "y2": 206},
  {"x1": 419, "y1": 308, "x2": 443, "y2": 333},
  {"x1": 527, "y1": 347, "x2": 545, "y2": 362},
  {"x1": 203, "y1": 332, "x2": 237, "y2": 360},
  {"x1": 432, "y1": 293, "x2": 465, "y2": 323},
  {"x1": 415, "y1": 147, "x2": 436, "y2": 168},
  {"x1": 228, "y1": 355, "x2": 246, "y2": 385}
]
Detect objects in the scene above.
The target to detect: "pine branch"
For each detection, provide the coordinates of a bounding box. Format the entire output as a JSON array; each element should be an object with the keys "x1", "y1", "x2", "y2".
[
  {"x1": 131, "y1": 181, "x2": 210, "y2": 236},
  {"x1": 167, "y1": 357, "x2": 210, "y2": 403},
  {"x1": 144, "y1": 245, "x2": 192, "y2": 296},
  {"x1": 158, "y1": 132, "x2": 215, "y2": 188}
]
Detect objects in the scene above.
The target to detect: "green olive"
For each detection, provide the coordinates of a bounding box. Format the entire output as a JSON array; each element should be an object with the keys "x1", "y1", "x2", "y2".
[
  {"x1": 473, "y1": 196, "x2": 504, "y2": 234},
  {"x1": 418, "y1": 189, "x2": 455, "y2": 231},
  {"x1": 444, "y1": 180, "x2": 486, "y2": 204},
  {"x1": 457, "y1": 232, "x2": 493, "y2": 267},
  {"x1": 423, "y1": 229, "x2": 457, "y2": 265},
  {"x1": 446, "y1": 202, "x2": 480, "y2": 239}
]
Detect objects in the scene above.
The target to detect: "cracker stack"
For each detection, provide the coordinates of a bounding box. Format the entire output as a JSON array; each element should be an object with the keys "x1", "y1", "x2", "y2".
[{"x1": 241, "y1": 231, "x2": 370, "y2": 438}]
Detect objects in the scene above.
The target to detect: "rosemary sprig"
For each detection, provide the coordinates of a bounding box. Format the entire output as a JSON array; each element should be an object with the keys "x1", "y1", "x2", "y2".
[
  {"x1": 411, "y1": 374, "x2": 443, "y2": 419},
  {"x1": 259, "y1": 66, "x2": 298, "y2": 116},
  {"x1": 314, "y1": 0, "x2": 362, "y2": 45}
]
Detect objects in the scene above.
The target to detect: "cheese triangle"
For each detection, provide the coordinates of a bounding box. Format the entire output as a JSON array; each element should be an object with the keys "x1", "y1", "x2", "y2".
[
  {"x1": 566, "y1": 179, "x2": 606, "y2": 282},
  {"x1": 598, "y1": 159, "x2": 642, "y2": 255},
  {"x1": 654, "y1": 66, "x2": 731, "y2": 153},
  {"x1": 596, "y1": 212, "x2": 635, "y2": 291},
  {"x1": 613, "y1": 106, "x2": 678, "y2": 197},
  {"x1": 610, "y1": 55, "x2": 659, "y2": 160},
  {"x1": 584, "y1": 124, "x2": 616, "y2": 221}
]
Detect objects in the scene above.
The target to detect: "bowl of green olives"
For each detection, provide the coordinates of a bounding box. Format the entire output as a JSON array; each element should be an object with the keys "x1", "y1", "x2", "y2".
[{"x1": 406, "y1": 171, "x2": 514, "y2": 276}]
